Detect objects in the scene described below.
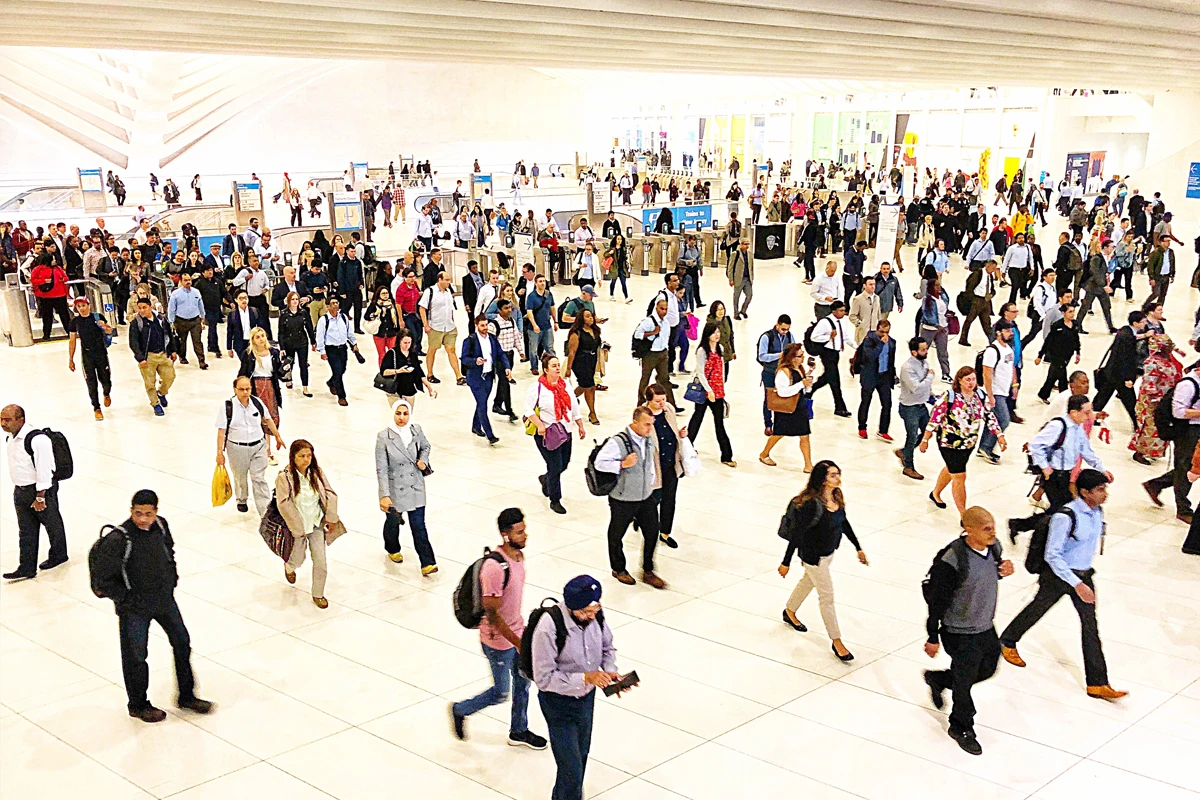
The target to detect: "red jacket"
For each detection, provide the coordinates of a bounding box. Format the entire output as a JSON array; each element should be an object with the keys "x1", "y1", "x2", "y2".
[{"x1": 30, "y1": 264, "x2": 68, "y2": 299}]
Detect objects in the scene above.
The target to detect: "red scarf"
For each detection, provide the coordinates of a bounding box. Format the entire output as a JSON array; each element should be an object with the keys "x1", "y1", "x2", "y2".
[{"x1": 539, "y1": 374, "x2": 572, "y2": 421}]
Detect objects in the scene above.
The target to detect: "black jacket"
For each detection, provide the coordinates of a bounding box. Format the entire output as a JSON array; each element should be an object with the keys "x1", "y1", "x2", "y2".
[
  {"x1": 857, "y1": 330, "x2": 897, "y2": 388},
  {"x1": 1101, "y1": 326, "x2": 1141, "y2": 383},
  {"x1": 237, "y1": 346, "x2": 287, "y2": 409},
  {"x1": 277, "y1": 307, "x2": 315, "y2": 351},
  {"x1": 193, "y1": 275, "x2": 226, "y2": 316},
  {"x1": 461, "y1": 273, "x2": 481, "y2": 316},
  {"x1": 1082, "y1": 254, "x2": 1109, "y2": 292},
  {"x1": 226, "y1": 305, "x2": 261, "y2": 352},
  {"x1": 128, "y1": 313, "x2": 176, "y2": 362},
  {"x1": 924, "y1": 537, "x2": 1002, "y2": 644},
  {"x1": 1038, "y1": 318, "x2": 1081, "y2": 363},
  {"x1": 779, "y1": 498, "x2": 862, "y2": 567},
  {"x1": 94, "y1": 516, "x2": 179, "y2": 617}
]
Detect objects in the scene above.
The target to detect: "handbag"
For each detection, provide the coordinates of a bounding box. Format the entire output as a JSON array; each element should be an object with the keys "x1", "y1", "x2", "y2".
[
  {"x1": 722, "y1": 398, "x2": 731, "y2": 419},
  {"x1": 374, "y1": 372, "x2": 399, "y2": 394},
  {"x1": 363, "y1": 314, "x2": 382, "y2": 336},
  {"x1": 803, "y1": 398, "x2": 815, "y2": 420},
  {"x1": 945, "y1": 310, "x2": 960, "y2": 335},
  {"x1": 684, "y1": 378, "x2": 707, "y2": 404},
  {"x1": 524, "y1": 405, "x2": 540, "y2": 435},
  {"x1": 766, "y1": 387, "x2": 799, "y2": 414},
  {"x1": 680, "y1": 436, "x2": 702, "y2": 477},
  {"x1": 258, "y1": 497, "x2": 295, "y2": 562},
  {"x1": 543, "y1": 421, "x2": 570, "y2": 451}
]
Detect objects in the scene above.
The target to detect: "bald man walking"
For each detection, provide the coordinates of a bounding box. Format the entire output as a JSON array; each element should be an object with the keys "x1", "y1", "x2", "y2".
[{"x1": 2, "y1": 405, "x2": 69, "y2": 580}]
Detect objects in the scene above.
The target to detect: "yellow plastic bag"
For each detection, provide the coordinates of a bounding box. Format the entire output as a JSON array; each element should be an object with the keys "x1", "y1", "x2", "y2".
[{"x1": 211, "y1": 464, "x2": 232, "y2": 507}]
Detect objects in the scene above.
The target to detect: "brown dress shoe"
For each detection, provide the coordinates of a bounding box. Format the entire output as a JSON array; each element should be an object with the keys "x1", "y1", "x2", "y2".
[
  {"x1": 129, "y1": 705, "x2": 167, "y2": 723},
  {"x1": 902, "y1": 467, "x2": 924, "y2": 480},
  {"x1": 1086, "y1": 685, "x2": 1128, "y2": 700},
  {"x1": 1143, "y1": 480, "x2": 1163, "y2": 507},
  {"x1": 611, "y1": 570, "x2": 636, "y2": 585},
  {"x1": 641, "y1": 572, "x2": 667, "y2": 590},
  {"x1": 1001, "y1": 646, "x2": 1026, "y2": 667},
  {"x1": 313, "y1": 596, "x2": 329, "y2": 609},
  {"x1": 285, "y1": 569, "x2": 296, "y2": 585}
]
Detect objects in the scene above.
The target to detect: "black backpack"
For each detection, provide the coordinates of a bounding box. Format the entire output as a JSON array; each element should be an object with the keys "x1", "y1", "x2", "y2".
[
  {"x1": 1025, "y1": 417, "x2": 1069, "y2": 475},
  {"x1": 517, "y1": 597, "x2": 606, "y2": 681},
  {"x1": 88, "y1": 523, "x2": 133, "y2": 599},
  {"x1": 645, "y1": 289, "x2": 668, "y2": 317},
  {"x1": 802, "y1": 321, "x2": 820, "y2": 356},
  {"x1": 557, "y1": 297, "x2": 578, "y2": 327},
  {"x1": 776, "y1": 498, "x2": 823, "y2": 541},
  {"x1": 921, "y1": 537, "x2": 1000, "y2": 604},
  {"x1": 452, "y1": 548, "x2": 510, "y2": 629},
  {"x1": 1025, "y1": 507, "x2": 1078, "y2": 574},
  {"x1": 1153, "y1": 377, "x2": 1198, "y2": 442},
  {"x1": 758, "y1": 328, "x2": 785, "y2": 367},
  {"x1": 631, "y1": 319, "x2": 655, "y2": 359},
  {"x1": 973, "y1": 343, "x2": 999, "y2": 384},
  {"x1": 24, "y1": 428, "x2": 73, "y2": 482},
  {"x1": 584, "y1": 432, "x2": 633, "y2": 496}
]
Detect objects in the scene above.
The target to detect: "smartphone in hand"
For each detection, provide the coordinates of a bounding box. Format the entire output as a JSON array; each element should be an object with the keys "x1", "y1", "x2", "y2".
[{"x1": 602, "y1": 670, "x2": 640, "y2": 697}]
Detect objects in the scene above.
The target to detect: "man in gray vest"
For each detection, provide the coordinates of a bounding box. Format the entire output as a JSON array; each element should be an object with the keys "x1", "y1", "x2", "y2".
[{"x1": 593, "y1": 406, "x2": 667, "y2": 590}]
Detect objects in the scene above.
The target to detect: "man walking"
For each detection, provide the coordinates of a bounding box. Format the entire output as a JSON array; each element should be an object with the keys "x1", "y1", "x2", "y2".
[
  {"x1": 316, "y1": 298, "x2": 362, "y2": 407},
  {"x1": 216, "y1": 376, "x2": 284, "y2": 515},
  {"x1": 129, "y1": 297, "x2": 177, "y2": 417},
  {"x1": 977, "y1": 321, "x2": 1017, "y2": 464},
  {"x1": 809, "y1": 301, "x2": 854, "y2": 418},
  {"x1": 726, "y1": 238, "x2": 753, "y2": 319},
  {"x1": 91, "y1": 489, "x2": 215, "y2": 723},
  {"x1": 1, "y1": 405, "x2": 69, "y2": 580},
  {"x1": 461, "y1": 315, "x2": 512, "y2": 445},
  {"x1": 634, "y1": 297, "x2": 675, "y2": 408},
  {"x1": 959, "y1": 260, "x2": 998, "y2": 347},
  {"x1": 532, "y1": 575, "x2": 624, "y2": 800},
  {"x1": 1092, "y1": 311, "x2": 1146, "y2": 426},
  {"x1": 923, "y1": 506, "x2": 1014, "y2": 755},
  {"x1": 1145, "y1": 236, "x2": 1176, "y2": 306},
  {"x1": 757, "y1": 315, "x2": 795, "y2": 436},
  {"x1": 1077, "y1": 239, "x2": 1116, "y2": 335},
  {"x1": 167, "y1": 271, "x2": 208, "y2": 369},
  {"x1": 451, "y1": 508, "x2": 548, "y2": 750},
  {"x1": 420, "y1": 271, "x2": 465, "y2": 386},
  {"x1": 194, "y1": 264, "x2": 226, "y2": 359},
  {"x1": 1023, "y1": 268, "x2": 1057, "y2": 348},
  {"x1": 1000, "y1": 469, "x2": 1127, "y2": 700},
  {"x1": 896, "y1": 337, "x2": 933, "y2": 480},
  {"x1": 67, "y1": 297, "x2": 113, "y2": 420},
  {"x1": 856, "y1": 319, "x2": 895, "y2": 441},
  {"x1": 1143, "y1": 359, "x2": 1200, "y2": 524},
  {"x1": 594, "y1": 407, "x2": 667, "y2": 589}
]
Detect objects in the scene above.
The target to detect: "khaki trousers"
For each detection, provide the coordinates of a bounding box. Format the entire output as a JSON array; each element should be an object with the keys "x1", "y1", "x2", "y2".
[
  {"x1": 308, "y1": 298, "x2": 326, "y2": 328},
  {"x1": 139, "y1": 352, "x2": 175, "y2": 406},
  {"x1": 785, "y1": 554, "x2": 840, "y2": 639},
  {"x1": 286, "y1": 527, "x2": 328, "y2": 598}
]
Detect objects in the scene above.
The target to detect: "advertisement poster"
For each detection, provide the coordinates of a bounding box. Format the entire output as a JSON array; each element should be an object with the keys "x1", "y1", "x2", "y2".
[
  {"x1": 235, "y1": 181, "x2": 262, "y2": 211},
  {"x1": 78, "y1": 168, "x2": 103, "y2": 193},
  {"x1": 332, "y1": 191, "x2": 361, "y2": 231},
  {"x1": 640, "y1": 203, "x2": 712, "y2": 232},
  {"x1": 590, "y1": 182, "x2": 612, "y2": 214},
  {"x1": 1188, "y1": 162, "x2": 1200, "y2": 200},
  {"x1": 471, "y1": 173, "x2": 492, "y2": 201}
]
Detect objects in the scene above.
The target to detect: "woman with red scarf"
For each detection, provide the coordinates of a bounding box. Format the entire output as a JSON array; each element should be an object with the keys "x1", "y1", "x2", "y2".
[{"x1": 523, "y1": 353, "x2": 586, "y2": 514}]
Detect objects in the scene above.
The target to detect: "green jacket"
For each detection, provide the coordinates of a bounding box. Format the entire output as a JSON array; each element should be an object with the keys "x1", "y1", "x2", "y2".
[{"x1": 1147, "y1": 248, "x2": 1174, "y2": 282}]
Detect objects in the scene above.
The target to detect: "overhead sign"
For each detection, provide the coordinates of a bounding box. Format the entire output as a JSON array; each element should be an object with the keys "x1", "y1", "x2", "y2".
[
  {"x1": 874, "y1": 204, "x2": 900, "y2": 267},
  {"x1": 1188, "y1": 162, "x2": 1200, "y2": 200},
  {"x1": 471, "y1": 173, "x2": 493, "y2": 201},
  {"x1": 640, "y1": 204, "x2": 712, "y2": 233},
  {"x1": 235, "y1": 181, "x2": 262, "y2": 211},
  {"x1": 512, "y1": 232, "x2": 535, "y2": 262}
]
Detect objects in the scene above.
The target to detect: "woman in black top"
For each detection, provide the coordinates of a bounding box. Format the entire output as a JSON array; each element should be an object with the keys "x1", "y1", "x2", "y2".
[
  {"x1": 777, "y1": 460, "x2": 869, "y2": 662},
  {"x1": 607, "y1": 234, "x2": 631, "y2": 302},
  {"x1": 564, "y1": 309, "x2": 601, "y2": 425},
  {"x1": 380, "y1": 330, "x2": 437, "y2": 407},
  {"x1": 364, "y1": 285, "x2": 402, "y2": 366},
  {"x1": 277, "y1": 291, "x2": 316, "y2": 396}
]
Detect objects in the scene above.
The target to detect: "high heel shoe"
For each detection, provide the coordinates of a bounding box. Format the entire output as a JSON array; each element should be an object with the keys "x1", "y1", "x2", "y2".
[{"x1": 832, "y1": 643, "x2": 855, "y2": 662}]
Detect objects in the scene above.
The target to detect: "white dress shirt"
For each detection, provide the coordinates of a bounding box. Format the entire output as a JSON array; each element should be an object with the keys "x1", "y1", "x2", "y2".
[
  {"x1": 6, "y1": 424, "x2": 55, "y2": 490},
  {"x1": 215, "y1": 397, "x2": 265, "y2": 444},
  {"x1": 811, "y1": 272, "x2": 843, "y2": 305},
  {"x1": 476, "y1": 333, "x2": 494, "y2": 374},
  {"x1": 811, "y1": 316, "x2": 853, "y2": 352}
]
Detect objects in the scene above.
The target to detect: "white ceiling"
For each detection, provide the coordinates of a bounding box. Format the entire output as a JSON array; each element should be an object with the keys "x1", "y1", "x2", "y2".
[{"x1": 7, "y1": 0, "x2": 1200, "y2": 89}]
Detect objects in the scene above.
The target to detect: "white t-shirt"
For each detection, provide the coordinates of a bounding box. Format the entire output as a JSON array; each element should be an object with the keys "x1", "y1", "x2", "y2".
[{"x1": 981, "y1": 341, "x2": 1015, "y2": 396}]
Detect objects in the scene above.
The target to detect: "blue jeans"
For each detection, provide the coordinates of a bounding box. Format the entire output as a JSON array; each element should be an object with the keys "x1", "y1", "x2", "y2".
[
  {"x1": 403, "y1": 311, "x2": 423, "y2": 354},
  {"x1": 382, "y1": 506, "x2": 436, "y2": 567},
  {"x1": 979, "y1": 395, "x2": 1012, "y2": 456},
  {"x1": 539, "y1": 690, "x2": 595, "y2": 800},
  {"x1": 761, "y1": 367, "x2": 776, "y2": 429},
  {"x1": 530, "y1": 327, "x2": 555, "y2": 370},
  {"x1": 453, "y1": 643, "x2": 530, "y2": 735},
  {"x1": 898, "y1": 403, "x2": 930, "y2": 469}
]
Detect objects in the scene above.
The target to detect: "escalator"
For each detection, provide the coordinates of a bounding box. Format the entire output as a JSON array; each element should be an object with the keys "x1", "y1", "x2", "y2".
[{"x1": 0, "y1": 186, "x2": 83, "y2": 213}]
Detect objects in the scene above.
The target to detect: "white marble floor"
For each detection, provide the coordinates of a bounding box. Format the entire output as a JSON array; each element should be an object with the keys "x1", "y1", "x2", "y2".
[{"x1": 2, "y1": 215, "x2": 1199, "y2": 800}]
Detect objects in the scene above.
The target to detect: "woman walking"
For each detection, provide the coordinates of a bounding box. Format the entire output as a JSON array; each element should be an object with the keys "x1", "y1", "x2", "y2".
[
  {"x1": 375, "y1": 399, "x2": 438, "y2": 575},
  {"x1": 238, "y1": 326, "x2": 287, "y2": 463},
  {"x1": 607, "y1": 234, "x2": 632, "y2": 303},
  {"x1": 918, "y1": 277, "x2": 952, "y2": 382},
  {"x1": 276, "y1": 440, "x2": 345, "y2": 609},
  {"x1": 1129, "y1": 334, "x2": 1181, "y2": 465},
  {"x1": 364, "y1": 285, "x2": 402, "y2": 365},
  {"x1": 278, "y1": 292, "x2": 315, "y2": 397},
  {"x1": 563, "y1": 309, "x2": 602, "y2": 425},
  {"x1": 523, "y1": 354, "x2": 586, "y2": 514},
  {"x1": 379, "y1": 331, "x2": 437, "y2": 407},
  {"x1": 687, "y1": 322, "x2": 735, "y2": 467},
  {"x1": 706, "y1": 300, "x2": 735, "y2": 379},
  {"x1": 759, "y1": 343, "x2": 814, "y2": 471},
  {"x1": 777, "y1": 460, "x2": 869, "y2": 662},
  {"x1": 920, "y1": 367, "x2": 1005, "y2": 514},
  {"x1": 645, "y1": 384, "x2": 687, "y2": 549}
]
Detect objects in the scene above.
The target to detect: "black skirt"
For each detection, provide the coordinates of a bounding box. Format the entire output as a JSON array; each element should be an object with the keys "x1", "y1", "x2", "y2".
[{"x1": 772, "y1": 398, "x2": 810, "y2": 437}]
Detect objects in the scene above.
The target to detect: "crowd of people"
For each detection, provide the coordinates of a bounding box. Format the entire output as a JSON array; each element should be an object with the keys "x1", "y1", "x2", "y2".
[{"x1": 3, "y1": 158, "x2": 1199, "y2": 798}]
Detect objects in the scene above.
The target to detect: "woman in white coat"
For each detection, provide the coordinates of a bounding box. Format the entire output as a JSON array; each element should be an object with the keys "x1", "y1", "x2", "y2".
[{"x1": 375, "y1": 399, "x2": 438, "y2": 575}]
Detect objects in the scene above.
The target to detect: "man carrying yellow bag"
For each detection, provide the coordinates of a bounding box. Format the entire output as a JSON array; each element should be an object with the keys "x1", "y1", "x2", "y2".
[{"x1": 212, "y1": 463, "x2": 232, "y2": 507}]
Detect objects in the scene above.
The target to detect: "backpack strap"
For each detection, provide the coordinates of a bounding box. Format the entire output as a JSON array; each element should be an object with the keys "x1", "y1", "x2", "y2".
[{"x1": 547, "y1": 604, "x2": 568, "y2": 656}]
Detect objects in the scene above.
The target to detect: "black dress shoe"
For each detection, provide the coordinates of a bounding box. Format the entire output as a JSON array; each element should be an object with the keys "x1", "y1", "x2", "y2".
[
  {"x1": 3, "y1": 569, "x2": 36, "y2": 581},
  {"x1": 833, "y1": 410, "x2": 852, "y2": 418},
  {"x1": 781, "y1": 609, "x2": 807, "y2": 632},
  {"x1": 832, "y1": 643, "x2": 855, "y2": 662},
  {"x1": 549, "y1": 501, "x2": 567, "y2": 515},
  {"x1": 129, "y1": 705, "x2": 167, "y2": 723},
  {"x1": 177, "y1": 697, "x2": 215, "y2": 714},
  {"x1": 949, "y1": 727, "x2": 982, "y2": 755},
  {"x1": 659, "y1": 534, "x2": 678, "y2": 549},
  {"x1": 924, "y1": 670, "x2": 945, "y2": 709},
  {"x1": 237, "y1": 502, "x2": 249, "y2": 513},
  {"x1": 487, "y1": 436, "x2": 500, "y2": 445},
  {"x1": 538, "y1": 474, "x2": 548, "y2": 496},
  {"x1": 39, "y1": 556, "x2": 68, "y2": 571}
]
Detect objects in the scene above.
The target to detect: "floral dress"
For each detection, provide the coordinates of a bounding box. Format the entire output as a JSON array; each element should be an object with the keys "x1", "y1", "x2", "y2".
[
  {"x1": 1129, "y1": 353, "x2": 1182, "y2": 458},
  {"x1": 927, "y1": 388, "x2": 1002, "y2": 451}
]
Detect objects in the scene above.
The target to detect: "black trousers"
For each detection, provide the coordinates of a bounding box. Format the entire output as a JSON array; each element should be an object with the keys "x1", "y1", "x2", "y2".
[
  {"x1": 1022, "y1": 310, "x2": 1042, "y2": 348},
  {"x1": 205, "y1": 309, "x2": 222, "y2": 353},
  {"x1": 653, "y1": 465, "x2": 679, "y2": 536},
  {"x1": 338, "y1": 289, "x2": 363, "y2": 333},
  {"x1": 685, "y1": 264, "x2": 703, "y2": 304},
  {"x1": 37, "y1": 296, "x2": 71, "y2": 340},
  {"x1": 119, "y1": 599, "x2": 196, "y2": 712},
  {"x1": 1037, "y1": 359, "x2": 1070, "y2": 400},
  {"x1": 857, "y1": 378, "x2": 892, "y2": 434},
  {"x1": 1007, "y1": 269, "x2": 1031, "y2": 304},
  {"x1": 81, "y1": 352, "x2": 112, "y2": 410},
  {"x1": 283, "y1": 344, "x2": 309, "y2": 387},
  {"x1": 1010, "y1": 469, "x2": 1073, "y2": 535},
  {"x1": 492, "y1": 350, "x2": 515, "y2": 414},
  {"x1": 802, "y1": 246, "x2": 817, "y2": 281},
  {"x1": 12, "y1": 484, "x2": 68, "y2": 573},
  {"x1": 1145, "y1": 424, "x2": 1200, "y2": 515},
  {"x1": 687, "y1": 398, "x2": 733, "y2": 462},
  {"x1": 1110, "y1": 266, "x2": 1134, "y2": 301},
  {"x1": 812, "y1": 350, "x2": 848, "y2": 414},
  {"x1": 926, "y1": 627, "x2": 1001, "y2": 734},
  {"x1": 1001, "y1": 568, "x2": 1108, "y2": 686},
  {"x1": 1092, "y1": 373, "x2": 1137, "y2": 425},
  {"x1": 607, "y1": 496, "x2": 659, "y2": 574},
  {"x1": 248, "y1": 294, "x2": 272, "y2": 340},
  {"x1": 325, "y1": 344, "x2": 348, "y2": 399}
]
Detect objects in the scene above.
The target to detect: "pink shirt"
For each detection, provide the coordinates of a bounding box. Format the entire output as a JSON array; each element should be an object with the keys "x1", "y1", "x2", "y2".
[{"x1": 479, "y1": 550, "x2": 525, "y2": 650}]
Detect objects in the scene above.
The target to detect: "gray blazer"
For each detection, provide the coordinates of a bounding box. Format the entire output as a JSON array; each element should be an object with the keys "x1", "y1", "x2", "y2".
[{"x1": 375, "y1": 426, "x2": 432, "y2": 512}]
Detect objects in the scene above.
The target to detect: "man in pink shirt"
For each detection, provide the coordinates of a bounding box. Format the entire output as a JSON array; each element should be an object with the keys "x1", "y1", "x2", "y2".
[{"x1": 450, "y1": 508, "x2": 548, "y2": 750}]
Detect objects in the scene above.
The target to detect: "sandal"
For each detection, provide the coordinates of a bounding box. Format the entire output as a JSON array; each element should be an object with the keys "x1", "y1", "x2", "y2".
[
  {"x1": 721, "y1": 460, "x2": 737, "y2": 468},
  {"x1": 758, "y1": 455, "x2": 777, "y2": 467},
  {"x1": 589, "y1": 412, "x2": 600, "y2": 425}
]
